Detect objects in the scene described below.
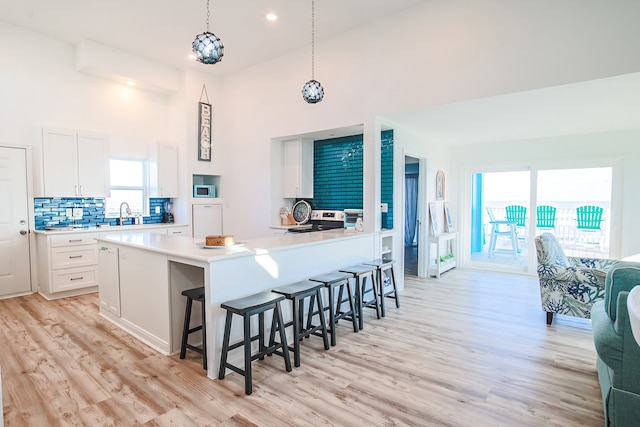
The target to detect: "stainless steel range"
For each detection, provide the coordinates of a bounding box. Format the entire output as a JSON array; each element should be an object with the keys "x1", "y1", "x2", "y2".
[{"x1": 287, "y1": 210, "x2": 345, "y2": 234}]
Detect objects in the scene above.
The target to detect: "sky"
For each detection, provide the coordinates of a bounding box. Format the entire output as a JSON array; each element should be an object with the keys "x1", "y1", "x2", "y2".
[{"x1": 484, "y1": 167, "x2": 612, "y2": 203}]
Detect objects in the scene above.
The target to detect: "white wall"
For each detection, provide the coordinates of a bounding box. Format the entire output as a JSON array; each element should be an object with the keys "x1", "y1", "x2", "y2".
[
  {"x1": 217, "y1": 0, "x2": 640, "y2": 239},
  {"x1": 2, "y1": 1, "x2": 640, "y2": 242},
  {"x1": 0, "y1": 21, "x2": 224, "y2": 225}
]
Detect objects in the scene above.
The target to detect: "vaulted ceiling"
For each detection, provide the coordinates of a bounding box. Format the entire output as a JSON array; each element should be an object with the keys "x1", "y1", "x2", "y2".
[{"x1": 0, "y1": 0, "x2": 428, "y2": 76}]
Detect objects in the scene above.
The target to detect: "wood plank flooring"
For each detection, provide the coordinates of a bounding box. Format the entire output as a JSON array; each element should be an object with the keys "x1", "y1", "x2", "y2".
[{"x1": 0, "y1": 269, "x2": 604, "y2": 426}]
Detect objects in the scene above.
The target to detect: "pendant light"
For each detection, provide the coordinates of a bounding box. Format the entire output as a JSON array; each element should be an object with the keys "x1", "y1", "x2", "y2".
[
  {"x1": 302, "y1": 0, "x2": 324, "y2": 103},
  {"x1": 192, "y1": 0, "x2": 224, "y2": 65}
]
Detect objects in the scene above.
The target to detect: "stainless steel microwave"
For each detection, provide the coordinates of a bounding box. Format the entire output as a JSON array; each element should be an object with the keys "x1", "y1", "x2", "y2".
[{"x1": 193, "y1": 184, "x2": 217, "y2": 198}]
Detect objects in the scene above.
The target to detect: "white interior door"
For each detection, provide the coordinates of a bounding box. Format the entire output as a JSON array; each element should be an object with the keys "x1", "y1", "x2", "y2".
[{"x1": 0, "y1": 147, "x2": 31, "y2": 297}]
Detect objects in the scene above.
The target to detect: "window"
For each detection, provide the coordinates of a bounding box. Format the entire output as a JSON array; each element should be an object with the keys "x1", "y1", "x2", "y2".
[{"x1": 105, "y1": 158, "x2": 148, "y2": 217}]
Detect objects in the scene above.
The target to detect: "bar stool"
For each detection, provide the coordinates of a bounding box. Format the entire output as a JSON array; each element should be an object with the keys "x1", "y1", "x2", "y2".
[
  {"x1": 218, "y1": 291, "x2": 292, "y2": 395},
  {"x1": 270, "y1": 280, "x2": 330, "y2": 367},
  {"x1": 339, "y1": 264, "x2": 379, "y2": 330},
  {"x1": 363, "y1": 259, "x2": 400, "y2": 317},
  {"x1": 309, "y1": 271, "x2": 358, "y2": 346},
  {"x1": 179, "y1": 287, "x2": 207, "y2": 370}
]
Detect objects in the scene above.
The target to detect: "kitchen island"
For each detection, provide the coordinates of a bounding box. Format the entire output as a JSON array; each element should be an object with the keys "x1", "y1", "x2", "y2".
[
  {"x1": 95, "y1": 229, "x2": 385, "y2": 379},
  {"x1": 34, "y1": 223, "x2": 188, "y2": 300}
]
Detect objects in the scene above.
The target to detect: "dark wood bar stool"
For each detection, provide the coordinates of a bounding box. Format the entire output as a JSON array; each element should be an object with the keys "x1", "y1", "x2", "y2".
[
  {"x1": 270, "y1": 280, "x2": 330, "y2": 367},
  {"x1": 363, "y1": 259, "x2": 400, "y2": 317},
  {"x1": 179, "y1": 287, "x2": 207, "y2": 370},
  {"x1": 309, "y1": 271, "x2": 358, "y2": 346},
  {"x1": 218, "y1": 291, "x2": 292, "y2": 395},
  {"x1": 339, "y1": 264, "x2": 379, "y2": 330}
]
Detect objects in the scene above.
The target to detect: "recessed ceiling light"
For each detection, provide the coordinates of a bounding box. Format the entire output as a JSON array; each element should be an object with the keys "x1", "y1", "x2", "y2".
[
  {"x1": 126, "y1": 80, "x2": 136, "y2": 86},
  {"x1": 266, "y1": 12, "x2": 277, "y2": 21},
  {"x1": 188, "y1": 53, "x2": 197, "y2": 60}
]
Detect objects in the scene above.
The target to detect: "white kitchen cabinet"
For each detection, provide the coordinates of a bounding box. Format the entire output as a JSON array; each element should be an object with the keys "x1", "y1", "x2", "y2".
[
  {"x1": 148, "y1": 225, "x2": 188, "y2": 236},
  {"x1": 118, "y1": 246, "x2": 171, "y2": 350},
  {"x1": 42, "y1": 128, "x2": 109, "y2": 197},
  {"x1": 282, "y1": 138, "x2": 313, "y2": 198},
  {"x1": 192, "y1": 204, "x2": 223, "y2": 239},
  {"x1": 36, "y1": 232, "x2": 100, "y2": 299},
  {"x1": 165, "y1": 226, "x2": 188, "y2": 236},
  {"x1": 149, "y1": 142, "x2": 178, "y2": 197},
  {"x1": 97, "y1": 244, "x2": 120, "y2": 317}
]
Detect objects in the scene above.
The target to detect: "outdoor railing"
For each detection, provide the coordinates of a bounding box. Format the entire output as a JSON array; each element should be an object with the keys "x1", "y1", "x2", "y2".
[{"x1": 485, "y1": 204, "x2": 610, "y2": 258}]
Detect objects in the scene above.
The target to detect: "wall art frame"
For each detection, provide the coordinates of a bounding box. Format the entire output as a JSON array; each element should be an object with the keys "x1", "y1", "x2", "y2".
[
  {"x1": 436, "y1": 170, "x2": 445, "y2": 200},
  {"x1": 429, "y1": 201, "x2": 439, "y2": 235},
  {"x1": 444, "y1": 202, "x2": 453, "y2": 232}
]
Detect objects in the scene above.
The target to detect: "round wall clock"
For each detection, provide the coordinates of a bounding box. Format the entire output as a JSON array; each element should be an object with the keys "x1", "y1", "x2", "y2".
[{"x1": 292, "y1": 200, "x2": 312, "y2": 224}]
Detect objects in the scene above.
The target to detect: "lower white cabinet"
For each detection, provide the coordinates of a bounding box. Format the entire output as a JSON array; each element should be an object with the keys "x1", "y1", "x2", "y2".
[
  {"x1": 36, "y1": 224, "x2": 188, "y2": 300},
  {"x1": 97, "y1": 245, "x2": 120, "y2": 317},
  {"x1": 36, "y1": 233, "x2": 100, "y2": 299},
  {"x1": 166, "y1": 227, "x2": 187, "y2": 236},
  {"x1": 98, "y1": 244, "x2": 172, "y2": 353}
]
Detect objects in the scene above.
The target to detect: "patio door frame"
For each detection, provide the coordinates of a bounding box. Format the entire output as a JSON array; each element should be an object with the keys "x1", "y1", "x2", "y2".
[{"x1": 458, "y1": 158, "x2": 622, "y2": 275}]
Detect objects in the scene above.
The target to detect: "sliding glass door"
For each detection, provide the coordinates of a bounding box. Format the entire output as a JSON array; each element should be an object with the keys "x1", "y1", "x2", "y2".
[
  {"x1": 466, "y1": 166, "x2": 613, "y2": 273},
  {"x1": 537, "y1": 167, "x2": 612, "y2": 259},
  {"x1": 470, "y1": 171, "x2": 531, "y2": 270}
]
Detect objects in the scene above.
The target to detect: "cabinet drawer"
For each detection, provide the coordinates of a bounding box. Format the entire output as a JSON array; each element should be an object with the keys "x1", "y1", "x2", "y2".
[
  {"x1": 51, "y1": 245, "x2": 97, "y2": 269},
  {"x1": 166, "y1": 227, "x2": 187, "y2": 236},
  {"x1": 52, "y1": 267, "x2": 97, "y2": 292},
  {"x1": 50, "y1": 234, "x2": 98, "y2": 247}
]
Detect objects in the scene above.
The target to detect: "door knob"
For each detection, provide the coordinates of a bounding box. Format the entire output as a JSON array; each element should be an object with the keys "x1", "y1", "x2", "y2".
[{"x1": 20, "y1": 230, "x2": 27, "y2": 235}]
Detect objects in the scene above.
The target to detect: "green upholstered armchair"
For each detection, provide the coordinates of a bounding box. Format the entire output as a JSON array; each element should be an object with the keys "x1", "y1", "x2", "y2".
[
  {"x1": 591, "y1": 262, "x2": 640, "y2": 426},
  {"x1": 535, "y1": 232, "x2": 616, "y2": 325}
]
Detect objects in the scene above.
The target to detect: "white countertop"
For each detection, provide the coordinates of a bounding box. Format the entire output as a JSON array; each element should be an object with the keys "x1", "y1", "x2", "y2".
[
  {"x1": 94, "y1": 228, "x2": 372, "y2": 263},
  {"x1": 33, "y1": 223, "x2": 187, "y2": 235}
]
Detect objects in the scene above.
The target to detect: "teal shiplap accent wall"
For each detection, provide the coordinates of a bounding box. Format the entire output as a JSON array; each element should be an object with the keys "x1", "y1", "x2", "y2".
[
  {"x1": 308, "y1": 130, "x2": 394, "y2": 229},
  {"x1": 381, "y1": 129, "x2": 394, "y2": 229},
  {"x1": 310, "y1": 134, "x2": 363, "y2": 210}
]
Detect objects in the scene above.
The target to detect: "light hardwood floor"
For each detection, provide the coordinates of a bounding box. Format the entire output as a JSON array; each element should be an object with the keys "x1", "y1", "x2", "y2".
[{"x1": 1, "y1": 269, "x2": 604, "y2": 426}]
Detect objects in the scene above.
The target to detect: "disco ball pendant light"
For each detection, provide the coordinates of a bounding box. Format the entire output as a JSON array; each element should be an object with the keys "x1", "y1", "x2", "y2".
[
  {"x1": 302, "y1": 0, "x2": 324, "y2": 103},
  {"x1": 192, "y1": 0, "x2": 224, "y2": 65}
]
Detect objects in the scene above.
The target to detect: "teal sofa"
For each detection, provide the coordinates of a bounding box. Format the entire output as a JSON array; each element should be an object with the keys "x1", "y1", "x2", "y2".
[{"x1": 591, "y1": 261, "x2": 640, "y2": 426}]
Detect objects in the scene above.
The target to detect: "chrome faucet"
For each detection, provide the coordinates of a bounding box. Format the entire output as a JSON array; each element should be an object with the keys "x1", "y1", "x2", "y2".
[{"x1": 119, "y1": 202, "x2": 131, "y2": 225}]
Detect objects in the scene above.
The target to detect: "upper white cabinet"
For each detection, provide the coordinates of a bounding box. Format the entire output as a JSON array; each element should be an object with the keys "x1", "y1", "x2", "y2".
[
  {"x1": 42, "y1": 128, "x2": 109, "y2": 197},
  {"x1": 282, "y1": 138, "x2": 313, "y2": 198},
  {"x1": 149, "y1": 142, "x2": 178, "y2": 197}
]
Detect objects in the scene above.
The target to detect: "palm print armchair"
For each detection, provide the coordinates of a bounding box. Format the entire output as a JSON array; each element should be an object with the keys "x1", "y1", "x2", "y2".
[{"x1": 535, "y1": 232, "x2": 617, "y2": 325}]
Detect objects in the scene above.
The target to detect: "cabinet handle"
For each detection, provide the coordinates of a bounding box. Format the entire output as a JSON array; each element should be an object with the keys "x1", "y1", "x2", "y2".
[
  {"x1": 68, "y1": 239, "x2": 83, "y2": 242},
  {"x1": 69, "y1": 255, "x2": 83, "y2": 259},
  {"x1": 79, "y1": 186, "x2": 84, "y2": 196},
  {"x1": 70, "y1": 277, "x2": 84, "y2": 281},
  {"x1": 75, "y1": 185, "x2": 79, "y2": 196}
]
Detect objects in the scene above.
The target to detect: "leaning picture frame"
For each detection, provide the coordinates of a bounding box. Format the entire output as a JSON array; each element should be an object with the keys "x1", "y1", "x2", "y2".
[
  {"x1": 436, "y1": 170, "x2": 445, "y2": 200},
  {"x1": 444, "y1": 202, "x2": 453, "y2": 232},
  {"x1": 429, "y1": 202, "x2": 439, "y2": 235}
]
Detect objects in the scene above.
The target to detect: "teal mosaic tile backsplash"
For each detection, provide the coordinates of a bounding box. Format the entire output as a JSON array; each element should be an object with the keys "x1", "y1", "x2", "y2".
[{"x1": 33, "y1": 197, "x2": 170, "y2": 229}]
